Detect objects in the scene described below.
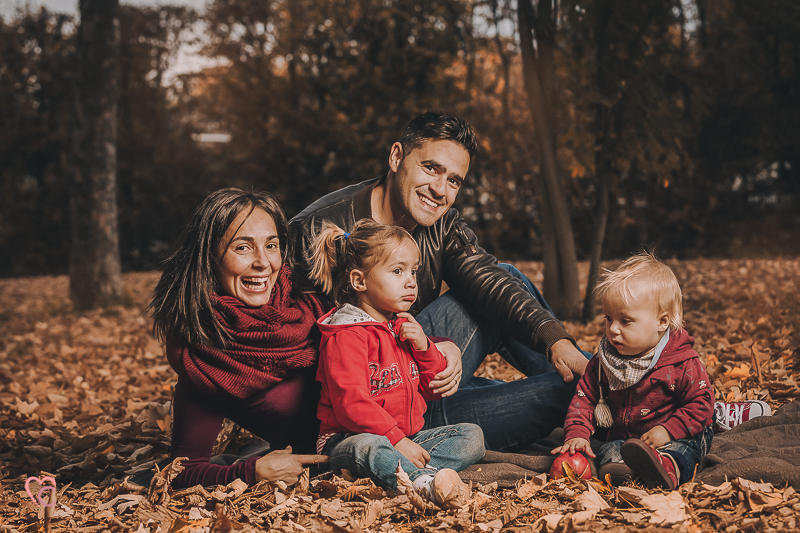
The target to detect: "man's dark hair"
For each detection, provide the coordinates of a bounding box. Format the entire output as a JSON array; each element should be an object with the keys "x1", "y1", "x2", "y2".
[{"x1": 399, "y1": 112, "x2": 478, "y2": 160}]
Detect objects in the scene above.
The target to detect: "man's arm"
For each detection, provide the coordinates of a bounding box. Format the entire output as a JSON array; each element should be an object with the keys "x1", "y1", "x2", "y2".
[{"x1": 440, "y1": 213, "x2": 583, "y2": 376}]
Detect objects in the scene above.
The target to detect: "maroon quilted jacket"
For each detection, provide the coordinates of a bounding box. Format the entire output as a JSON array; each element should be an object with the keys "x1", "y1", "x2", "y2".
[{"x1": 564, "y1": 329, "x2": 714, "y2": 443}]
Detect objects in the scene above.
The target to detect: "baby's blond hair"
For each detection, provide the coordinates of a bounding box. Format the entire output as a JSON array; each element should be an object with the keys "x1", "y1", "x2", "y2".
[{"x1": 595, "y1": 252, "x2": 683, "y2": 331}]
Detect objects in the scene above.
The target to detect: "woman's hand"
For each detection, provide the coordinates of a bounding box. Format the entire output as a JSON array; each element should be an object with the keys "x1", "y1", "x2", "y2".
[
  {"x1": 255, "y1": 446, "x2": 329, "y2": 484},
  {"x1": 393, "y1": 437, "x2": 431, "y2": 469},
  {"x1": 641, "y1": 425, "x2": 671, "y2": 449},
  {"x1": 396, "y1": 313, "x2": 430, "y2": 351},
  {"x1": 429, "y1": 341, "x2": 462, "y2": 397},
  {"x1": 551, "y1": 437, "x2": 596, "y2": 458}
]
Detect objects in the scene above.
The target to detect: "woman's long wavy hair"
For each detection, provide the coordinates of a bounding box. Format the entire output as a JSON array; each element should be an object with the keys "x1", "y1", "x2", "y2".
[{"x1": 148, "y1": 188, "x2": 290, "y2": 348}]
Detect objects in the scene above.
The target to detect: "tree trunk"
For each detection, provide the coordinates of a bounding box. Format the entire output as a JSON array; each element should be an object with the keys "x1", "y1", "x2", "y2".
[
  {"x1": 490, "y1": 0, "x2": 512, "y2": 123},
  {"x1": 582, "y1": 172, "x2": 609, "y2": 322},
  {"x1": 70, "y1": 0, "x2": 122, "y2": 309},
  {"x1": 517, "y1": 0, "x2": 581, "y2": 320},
  {"x1": 582, "y1": 0, "x2": 614, "y2": 324}
]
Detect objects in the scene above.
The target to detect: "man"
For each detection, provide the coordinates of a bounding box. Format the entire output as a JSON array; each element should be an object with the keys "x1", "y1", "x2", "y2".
[{"x1": 290, "y1": 112, "x2": 589, "y2": 451}]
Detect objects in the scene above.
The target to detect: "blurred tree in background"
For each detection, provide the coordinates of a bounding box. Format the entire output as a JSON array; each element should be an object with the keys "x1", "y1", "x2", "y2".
[
  {"x1": 0, "y1": 9, "x2": 74, "y2": 277},
  {"x1": 70, "y1": 0, "x2": 123, "y2": 309},
  {"x1": 194, "y1": 0, "x2": 475, "y2": 216},
  {"x1": 115, "y1": 5, "x2": 213, "y2": 271},
  {"x1": 0, "y1": 0, "x2": 798, "y2": 306}
]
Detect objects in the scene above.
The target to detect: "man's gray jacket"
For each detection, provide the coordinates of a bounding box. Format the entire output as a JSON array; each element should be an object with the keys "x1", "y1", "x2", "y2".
[{"x1": 288, "y1": 176, "x2": 573, "y2": 357}]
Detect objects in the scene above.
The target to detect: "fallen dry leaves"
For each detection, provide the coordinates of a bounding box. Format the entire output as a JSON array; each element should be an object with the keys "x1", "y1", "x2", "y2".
[{"x1": 1, "y1": 259, "x2": 798, "y2": 532}]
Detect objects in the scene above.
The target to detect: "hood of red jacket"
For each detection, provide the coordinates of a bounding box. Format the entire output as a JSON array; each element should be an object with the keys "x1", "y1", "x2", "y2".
[{"x1": 653, "y1": 329, "x2": 697, "y2": 369}]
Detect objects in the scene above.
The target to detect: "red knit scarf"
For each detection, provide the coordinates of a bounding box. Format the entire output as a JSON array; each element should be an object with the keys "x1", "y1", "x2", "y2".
[{"x1": 166, "y1": 265, "x2": 328, "y2": 399}]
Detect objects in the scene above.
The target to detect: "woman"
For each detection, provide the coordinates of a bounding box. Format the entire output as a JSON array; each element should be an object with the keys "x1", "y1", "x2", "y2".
[{"x1": 149, "y1": 188, "x2": 329, "y2": 488}]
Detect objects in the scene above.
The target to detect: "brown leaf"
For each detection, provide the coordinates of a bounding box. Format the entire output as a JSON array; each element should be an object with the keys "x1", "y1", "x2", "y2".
[
  {"x1": 516, "y1": 474, "x2": 546, "y2": 500},
  {"x1": 339, "y1": 485, "x2": 367, "y2": 502},
  {"x1": 134, "y1": 499, "x2": 180, "y2": 529},
  {"x1": 296, "y1": 467, "x2": 310, "y2": 495},
  {"x1": 358, "y1": 499, "x2": 383, "y2": 528},
  {"x1": 501, "y1": 500, "x2": 524, "y2": 525},
  {"x1": 310, "y1": 516, "x2": 354, "y2": 533},
  {"x1": 147, "y1": 456, "x2": 186, "y2": 506},
  {"x1": 576, "y1": 484, "x2": 610, "y2": 513},
  {"x1": 313, "y1": 480, "x2": 339, "y2": 499},
  {"x1": 640, "y1": 492, "x2": 689, "y2": 525},
  {"x1": 210, "y1": 478, "x2": 247, "y2": 501}
]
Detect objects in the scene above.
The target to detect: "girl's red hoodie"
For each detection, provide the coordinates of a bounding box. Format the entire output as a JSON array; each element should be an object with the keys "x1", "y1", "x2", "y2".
[{"x1": 316, "y1": 305, "x2": 446, "y2": 446}]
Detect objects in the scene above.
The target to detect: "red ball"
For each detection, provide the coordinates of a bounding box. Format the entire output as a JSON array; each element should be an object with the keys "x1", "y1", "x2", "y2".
[{"x1": 550, "y1": 451, "x2": 592, "y2": 480}]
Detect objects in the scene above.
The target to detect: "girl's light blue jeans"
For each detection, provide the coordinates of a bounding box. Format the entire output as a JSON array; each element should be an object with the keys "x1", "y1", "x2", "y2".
[{"x1": 326, "y1": 423, "x2": 485, "y2": 491}]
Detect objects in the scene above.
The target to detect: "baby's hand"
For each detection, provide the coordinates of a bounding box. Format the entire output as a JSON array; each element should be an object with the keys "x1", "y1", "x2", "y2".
[
  {"x1": 641, "y1": 425, "x2": 671, "y2": 449},
  {"x1": 551, "y1": 438, "x2": 596, "y2": 458},
  {"x1": 396, "y1": 313, "x2": 430, "y2": 351}
]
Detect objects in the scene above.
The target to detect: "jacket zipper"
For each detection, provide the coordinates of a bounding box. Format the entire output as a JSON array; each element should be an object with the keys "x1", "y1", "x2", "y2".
[
  {"x1": 389, "y1": 320, "x2": 414, "y2": 436},
  {"x1": 401, "y1": 326, "x2": 414, "y2": 435}
]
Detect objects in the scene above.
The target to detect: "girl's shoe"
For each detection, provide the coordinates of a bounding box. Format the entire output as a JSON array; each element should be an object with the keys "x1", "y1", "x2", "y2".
[
  {"x1": 620, "y1": 438, "x2": 678, "y2": 490},
  {"x1": 432, "y1": 469, "x2": 469, "y2": 509}
]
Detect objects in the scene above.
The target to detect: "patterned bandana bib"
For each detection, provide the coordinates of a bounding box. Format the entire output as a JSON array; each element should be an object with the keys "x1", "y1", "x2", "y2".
[{"x1": 598, "y1": 330, "x2": 670, "y2": 390}]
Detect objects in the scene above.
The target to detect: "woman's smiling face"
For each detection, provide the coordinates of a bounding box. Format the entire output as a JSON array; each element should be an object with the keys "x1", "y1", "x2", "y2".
[{"x1": 216, "y1": 208, "x2": 282, "y2": 307}]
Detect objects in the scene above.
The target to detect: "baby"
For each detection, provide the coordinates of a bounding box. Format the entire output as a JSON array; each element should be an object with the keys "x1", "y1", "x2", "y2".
[{"x1": 553, "y1": 252, "x2": 714, "y2": 489}]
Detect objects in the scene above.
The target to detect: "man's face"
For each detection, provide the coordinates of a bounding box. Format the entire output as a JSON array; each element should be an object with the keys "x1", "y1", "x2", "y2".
[{"x1": 389, "y1": 139, "x2": 470, "y2": 228}]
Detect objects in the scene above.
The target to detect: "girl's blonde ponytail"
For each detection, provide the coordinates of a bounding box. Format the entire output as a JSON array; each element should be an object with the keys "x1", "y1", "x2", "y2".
[{"x1": 309, "y1": 221, "x2": 347, "y2": 299}]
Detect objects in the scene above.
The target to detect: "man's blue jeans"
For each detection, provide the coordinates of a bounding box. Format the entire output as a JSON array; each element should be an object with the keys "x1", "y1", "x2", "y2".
[
  {"x1": 598, "y1": 425, "x2": 714, "y2": 485},
  {"x1": 327, "y1": 424, "x2": 485, "y2": 491},
  {"x1": 415, "y1": 264, "x2": 589, "y2": 452}
]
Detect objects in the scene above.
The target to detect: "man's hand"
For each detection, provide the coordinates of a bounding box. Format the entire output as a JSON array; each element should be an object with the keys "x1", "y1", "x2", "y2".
[
  {"x1": 551, "y1": 437, "x2": 596, "y2": 458},
  {"x1": 254, "y1": 446, "x2": 329, "y2": 484},
  {"x1": 396, "y1": 313, "x2": 430, "y2": 351},
  {"x1": 394, "y1": 437, "x2": 431, "y2": 468},
  {"x1": 641, "y1": 425, "x2": 671, "y2": 449},
  {"x1": 429, "y1": 341, "x2": 462, "y2": 397},
  {"x1": 550, "y1": 339, "x2": 588, "y2": 383}
]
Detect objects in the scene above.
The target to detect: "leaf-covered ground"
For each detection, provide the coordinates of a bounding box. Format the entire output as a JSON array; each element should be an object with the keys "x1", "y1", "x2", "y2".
[{"x1": 1, "y1": 259, "x2": 799, "y2": 532}]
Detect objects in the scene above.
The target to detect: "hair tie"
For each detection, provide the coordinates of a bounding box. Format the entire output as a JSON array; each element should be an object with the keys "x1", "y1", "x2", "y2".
[{"x1": 343, "y1": 232, "x2": 350, "y2": 239}]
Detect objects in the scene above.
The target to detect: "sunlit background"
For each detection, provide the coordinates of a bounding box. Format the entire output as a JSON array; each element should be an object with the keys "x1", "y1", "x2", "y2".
[{"x1": 1, "y1": 0, "x2": 798, "y2": 280}]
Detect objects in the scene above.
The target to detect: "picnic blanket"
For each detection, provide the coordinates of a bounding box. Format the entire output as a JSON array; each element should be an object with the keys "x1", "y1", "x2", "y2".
[
  {"x1": 460, "y1": 399, "x2": 800, "y2": 489},
  {"x1": 460, "y1": 431, "x2": 602, "y2": 488}
]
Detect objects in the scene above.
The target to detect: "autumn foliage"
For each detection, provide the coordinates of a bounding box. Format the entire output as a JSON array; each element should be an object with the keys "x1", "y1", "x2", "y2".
[{"x1": 1, "y1": 258, "x2": 798, "y2": 531}]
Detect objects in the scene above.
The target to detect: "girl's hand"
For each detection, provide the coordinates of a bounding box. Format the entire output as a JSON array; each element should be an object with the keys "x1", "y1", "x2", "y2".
[
  {"x1": 641, "y1": 425, "x2": 671, "y2": 449},
  {"x1": 394, "y1": 437, "x2": 431, "y2": 468},
  {"x1": 255, "y1": 446, "x2": 329, "y2": 484},
  {"x1": 551, "y1": 438, "x2": 596, "y2": 458},
  {"x1": 396, "y1": 313, "x2": 430, "y2": 351}
]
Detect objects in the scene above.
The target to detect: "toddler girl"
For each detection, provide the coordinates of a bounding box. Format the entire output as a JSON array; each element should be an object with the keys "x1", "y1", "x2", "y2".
[
  {"x1": 309, "y1": 220, "x2": 485, "y2": 507},
  {"x1": 553, "y1": 252, "x2": 714, "y2": 489}
]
